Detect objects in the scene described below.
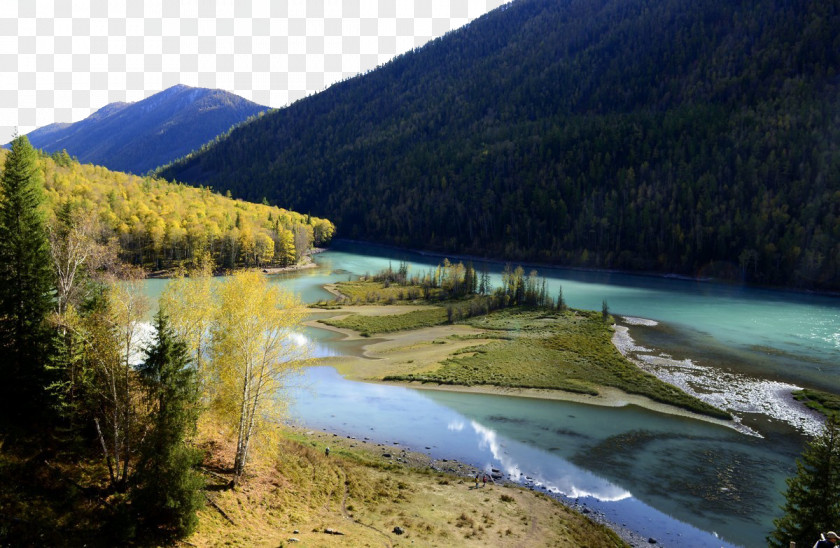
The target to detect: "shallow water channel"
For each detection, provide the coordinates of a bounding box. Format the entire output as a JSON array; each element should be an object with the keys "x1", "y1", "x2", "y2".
[{"x1": 143, "y1": 241, "x2": 839, "y2": 547}]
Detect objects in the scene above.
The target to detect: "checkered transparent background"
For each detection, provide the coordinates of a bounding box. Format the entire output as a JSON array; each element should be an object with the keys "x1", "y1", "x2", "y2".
[{"x1": 1, "y1": 0, "x2": 506, "y2": 144}]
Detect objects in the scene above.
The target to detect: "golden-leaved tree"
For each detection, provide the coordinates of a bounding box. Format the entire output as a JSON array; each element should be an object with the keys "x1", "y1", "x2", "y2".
[
  {"x1": 211, "y1": 271, "x2": 308, "y2": 484},
  {"x1": 86, "y1": 266, "x2": 150, "y2": 490},
  {"x1": 0, "y1": 148, "x2": 336, "y2": 271},
  {"x1": 162, "y1": 269, "x2": 309, "y2": 485},
  {"x1": 159, "y1": 255, "x2": 215, "y2": 396}
]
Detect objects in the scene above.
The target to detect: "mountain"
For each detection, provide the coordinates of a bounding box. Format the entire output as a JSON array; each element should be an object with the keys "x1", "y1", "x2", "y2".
[
  {"x1": 158, "y1": 0, "x2": 840, "y2": 290},
  {"x1": 22, "y1": 85, "x2": 269, "y2": 174}
]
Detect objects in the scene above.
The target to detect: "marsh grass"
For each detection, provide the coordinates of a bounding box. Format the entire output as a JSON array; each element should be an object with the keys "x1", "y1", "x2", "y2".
[
  {"x1": 386, "y1": 308, "x2": 730, "y2": 419},
  {"x1": 319, "y1": 307, "x2": 449, "y2": 335},
  {"x1": 320, "y1": 281, "x2": 728, "y2": 419},
  {"x1": 329, "y1": 280, "x2": 436, "y2": 303},
  {"x1": 793, "y1": 388, "x2": 840, "y2": 418}
]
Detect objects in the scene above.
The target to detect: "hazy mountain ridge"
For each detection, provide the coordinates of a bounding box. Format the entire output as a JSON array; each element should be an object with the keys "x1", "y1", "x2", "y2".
[
  {"x1": 158, "y1": 0, "x2": 840, "y2": 290},
  {"x1": 21, "y1": 85, "x2": 269, "y2": 175}
]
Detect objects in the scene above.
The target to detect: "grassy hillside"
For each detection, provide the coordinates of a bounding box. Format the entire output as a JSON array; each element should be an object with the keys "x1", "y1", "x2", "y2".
[
  {"x1": 0, "y1": 426, "x2": 627, "y2": 547},
  {"x1": 159, "y1": 0, "x2": 840, "y2": 290}
]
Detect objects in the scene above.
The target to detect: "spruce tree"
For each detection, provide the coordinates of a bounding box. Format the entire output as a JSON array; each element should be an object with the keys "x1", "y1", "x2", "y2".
[
  {"x1": 133, "y1": 310, "x2": 204, "y2": 539},
  {"x1": 768, "y1": 416, "x2": 840, "y2": 548},
  {"x1": 556, "y1": 286, "x2": 566, "y2": 311},
  {"x1": 0, "y1": 135, "x2": 55, "y2": 425}
]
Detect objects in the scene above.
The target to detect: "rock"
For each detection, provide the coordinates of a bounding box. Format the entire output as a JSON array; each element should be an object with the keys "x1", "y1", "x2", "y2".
[
  {"x1": 293, "y1": 530, "x2": 299, "y2": 534},
  {"x1": 324, "y1": 528, "x2": 344, "y2": 535},
  {"x1": 288, "y1": 538, "x2": 299, "y2": 543},
  {"x1": 383, "y1": 453, "x2": 391, "y2": 458},
  {"x1": 393, "y1": 526, "x2": 405, "y2": 535},
  {"x1": 648, "y1": 538, "x2": 657, "y2": 544},
  {"x1": 582, "y1": 508, "x2": 591, "y2": 514}
]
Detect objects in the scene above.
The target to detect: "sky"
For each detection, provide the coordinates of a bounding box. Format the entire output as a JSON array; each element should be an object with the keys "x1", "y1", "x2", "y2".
[{"x1": 0, "y1": 0, "x2": 507, "y2": 145}]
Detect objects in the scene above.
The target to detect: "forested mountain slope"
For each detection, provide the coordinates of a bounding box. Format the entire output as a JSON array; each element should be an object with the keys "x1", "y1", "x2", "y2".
[
  {"x1": 21, "y1": 85, "x2": 269, "y2": 175},
  {"x1": 158, "y1": 0, "x2": 840, "y2": 290},
  {"x1": 0, "y1": 148, "x2": 333, "y2": 270}
]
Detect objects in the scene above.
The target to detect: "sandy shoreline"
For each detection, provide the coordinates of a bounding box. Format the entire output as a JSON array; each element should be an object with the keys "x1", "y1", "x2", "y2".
[
  {"x1": 305, "y1": 304, "x2": 736, "y2": 430},
  {"x1": 385, "y1": 380, "x2": 737, "y2": 428}
]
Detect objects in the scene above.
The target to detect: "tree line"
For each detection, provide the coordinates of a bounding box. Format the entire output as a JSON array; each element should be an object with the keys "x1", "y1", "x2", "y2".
[
  {"x1": 0, "y1": 136, "x2": 310, "y2": 544},
  {"x1": 14, "y1": 147, "x2": 335, "y2": 272},
  {"x1": 159, "y1": 0, "x2": 840, "y2": 290},
  {"x1": 366, "y1": 259, "x2": 564, "y2": 323}
]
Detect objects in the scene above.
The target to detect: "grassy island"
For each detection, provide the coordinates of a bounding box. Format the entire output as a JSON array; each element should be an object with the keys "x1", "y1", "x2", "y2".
[{"x1": 316, "y1": 278, "x2": 730, "y2": 421}]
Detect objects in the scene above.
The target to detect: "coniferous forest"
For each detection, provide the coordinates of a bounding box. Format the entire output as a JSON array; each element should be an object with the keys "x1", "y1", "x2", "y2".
[{"x1": 159, "y1": 0, "x2": 840, "y2": 290}]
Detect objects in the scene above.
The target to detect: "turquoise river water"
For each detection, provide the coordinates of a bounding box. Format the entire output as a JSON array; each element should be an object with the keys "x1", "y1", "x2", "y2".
[{"x1": 142, "y1": 240, "x2": 840, "y2": 547}]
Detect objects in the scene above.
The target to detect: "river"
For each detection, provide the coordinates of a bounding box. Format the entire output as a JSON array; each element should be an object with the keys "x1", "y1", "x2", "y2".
[{"x1": 143, "y1": 240, "x2": 839, "y2": 547}]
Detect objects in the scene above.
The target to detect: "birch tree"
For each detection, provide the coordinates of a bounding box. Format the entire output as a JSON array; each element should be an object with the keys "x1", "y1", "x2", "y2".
[
  {"x1": 86, "y1": 267, "x2": 150, "y2": 490},
  {"x1": 159, "y1": 255, "x2": 215, "y2": 399},
  {"x1": 48, "y1": 201, "x2": 101, "y2": 319},
  {"x1": 209, "y1": 270, "x2": 308, "y2": 485}
]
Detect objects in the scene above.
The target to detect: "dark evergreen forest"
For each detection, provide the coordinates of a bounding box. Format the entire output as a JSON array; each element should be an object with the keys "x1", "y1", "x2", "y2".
[{"x1": 159, "y1": 0, "x2": 840, "y2": 290}]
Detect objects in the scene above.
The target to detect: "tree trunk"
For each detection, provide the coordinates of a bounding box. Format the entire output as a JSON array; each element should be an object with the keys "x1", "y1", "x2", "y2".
[{"x1": 94, "y1": 418, "x2": 116, "y2": 486}]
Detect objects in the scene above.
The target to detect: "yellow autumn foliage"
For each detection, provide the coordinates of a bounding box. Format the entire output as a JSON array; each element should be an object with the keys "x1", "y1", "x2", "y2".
[{"x1": 0, "y1": 148, "x2": 335, "y2": 270}]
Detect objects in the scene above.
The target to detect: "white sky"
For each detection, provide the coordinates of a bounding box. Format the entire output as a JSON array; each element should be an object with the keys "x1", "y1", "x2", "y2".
[{"x1": 0, "y1": 0, "x2": 507, "y2": 144}]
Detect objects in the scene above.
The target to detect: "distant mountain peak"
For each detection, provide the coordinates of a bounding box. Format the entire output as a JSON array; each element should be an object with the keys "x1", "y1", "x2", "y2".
[{"x1": 20, "y1": 85, "x2": 268, "y2": 174}]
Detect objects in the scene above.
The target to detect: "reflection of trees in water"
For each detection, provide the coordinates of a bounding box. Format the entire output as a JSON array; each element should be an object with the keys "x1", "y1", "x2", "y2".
[
  {"x1": 485, "y1": 415, "x2": 594, "y2": 445},
  {"x1": 573, "y1": 430, "x2": 775, "y2": 519}
]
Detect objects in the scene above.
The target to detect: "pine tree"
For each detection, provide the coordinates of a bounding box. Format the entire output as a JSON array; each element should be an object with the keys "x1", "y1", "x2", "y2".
[
  {"x1": 133, "y1": 310, "x2": 204, "y2": 539},
  {"x1": 556, "y1": 286, "x2": 567, "y2": 311},
  {"x1": 768, "y1": 416, "x2": 840, "y2": 548},
  {"x1": 0, "y1": 134, "x2": 55, "y2": 425},
  {"x1": 44, "y1": 305, "x2": 91, "y2": 443}
]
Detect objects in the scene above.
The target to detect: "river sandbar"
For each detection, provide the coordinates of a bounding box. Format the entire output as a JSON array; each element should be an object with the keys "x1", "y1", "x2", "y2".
[{"x1": 305, "y1": 307, "x2": 737, "y2": 431}]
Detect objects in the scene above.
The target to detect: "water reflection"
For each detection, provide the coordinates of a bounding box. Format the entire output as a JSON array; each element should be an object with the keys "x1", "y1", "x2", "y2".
[
  {"x1": 469, "y1": 419, "x2": 632, "y2": 502},
  {"x1": 287, "y1": 366, "x2": 748, "y2": 546}
]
